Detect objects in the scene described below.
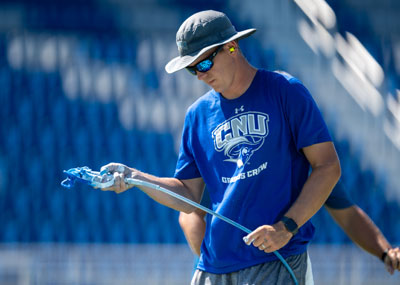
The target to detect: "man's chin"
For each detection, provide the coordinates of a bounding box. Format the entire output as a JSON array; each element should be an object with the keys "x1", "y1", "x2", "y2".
[{"x1": 210, "y1": 83, "x2": 221, "y2": 92}]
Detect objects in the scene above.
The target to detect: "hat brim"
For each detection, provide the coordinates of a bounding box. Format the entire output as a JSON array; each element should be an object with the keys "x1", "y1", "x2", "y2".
[{"x1": 165, "y1": 28, "x2": 256, "y2": 74}]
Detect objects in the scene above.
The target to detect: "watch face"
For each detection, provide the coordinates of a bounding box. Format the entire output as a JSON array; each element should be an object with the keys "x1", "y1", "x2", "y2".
[{"x1": 282, "y1": 217, "x2": 298, "y2": 234}]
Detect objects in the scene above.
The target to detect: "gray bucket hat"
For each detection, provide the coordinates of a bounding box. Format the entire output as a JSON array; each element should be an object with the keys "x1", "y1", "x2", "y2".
[{"x1": 165, "y1": 10, "x2": 256, "y2": 74}]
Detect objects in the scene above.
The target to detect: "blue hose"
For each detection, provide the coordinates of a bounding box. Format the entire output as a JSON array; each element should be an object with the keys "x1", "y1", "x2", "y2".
[{"x1": 61, "y1": 167, "x2": 298, "y2": 285}]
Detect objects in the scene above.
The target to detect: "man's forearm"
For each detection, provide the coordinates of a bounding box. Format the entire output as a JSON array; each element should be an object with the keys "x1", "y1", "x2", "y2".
[
  {"x1": 179, "y1": 210, "x2": 206, "y2": 256},
  {"x1": 284, "y1": 161, "x2": 341, "y2": 228},
  {"x1": 131, "y1": 171, "x2": 205, "y2": 213},
  {"x1": 327, "y1": 205, "x2": 391, "y2": 258}
]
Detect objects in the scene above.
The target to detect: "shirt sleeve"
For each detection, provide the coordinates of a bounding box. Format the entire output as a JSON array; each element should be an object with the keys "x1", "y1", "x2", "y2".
[
  {"x1": 282, "y1": 76, "x2": 332, "y2": 151},
  {"x1": 325, "y1": 181, "x2": 354, "y2": 209},
  {"x1": 174, "y1": 109, "x2": 202, "y2": 180}
]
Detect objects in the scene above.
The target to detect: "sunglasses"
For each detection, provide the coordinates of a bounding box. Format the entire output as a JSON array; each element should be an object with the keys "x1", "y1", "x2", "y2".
[{"x1": 186, "y1": 45, "x2": 223, "y2": 76}]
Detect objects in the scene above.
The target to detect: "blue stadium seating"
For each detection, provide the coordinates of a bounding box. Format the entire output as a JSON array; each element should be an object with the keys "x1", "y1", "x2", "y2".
[{"x1": 0, "y1": 0, "x2": 398, "y2": 246}]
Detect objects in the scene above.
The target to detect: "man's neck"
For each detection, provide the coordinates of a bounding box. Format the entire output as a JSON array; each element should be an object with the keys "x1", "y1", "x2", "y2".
[{"x1": 221, "y1": 63, "x2": 258, "y2": 100}]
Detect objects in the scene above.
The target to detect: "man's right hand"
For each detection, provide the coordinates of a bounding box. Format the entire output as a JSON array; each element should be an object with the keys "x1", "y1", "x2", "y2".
[{"x1": 99, "y1": 162, "x2": 135, "y2": 194}]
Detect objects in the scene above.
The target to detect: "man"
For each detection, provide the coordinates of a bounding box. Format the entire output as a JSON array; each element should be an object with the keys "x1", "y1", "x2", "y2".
[
  {"x1": 98, "y1": 10, "x2": 341, "y2": 284},
  {"x1": 179, "y1": 183, "x2": 400, "y2": 276}
]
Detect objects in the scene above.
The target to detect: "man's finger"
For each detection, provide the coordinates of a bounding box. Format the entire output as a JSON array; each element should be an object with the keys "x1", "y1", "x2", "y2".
[
  {"x1": 394, "y1": 249, "x2": 400, "y2": 270},
  {"x1": 252, "y1": 236, "x2": 266, "y2": 248},
  {"x1": 113, "y1": 172, "x2": 123, "y2": 190},
  {"x1": 100, "y1": 163, "x2": 125, "y2": 175},
  {"x1": 100, "y1": 187, "x2": 114, "y2": 191},
  {"x1": 243, "y1": 235, "x2": 255, "y2": 245},
  {"x1": 100, "y1": 165, "x2": 112, "y2": 175}
]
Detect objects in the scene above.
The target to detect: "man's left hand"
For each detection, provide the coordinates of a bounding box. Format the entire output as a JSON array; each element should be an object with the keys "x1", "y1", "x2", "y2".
[
  {"x1": 243, "y1": 222, "x2": 293, "y2": 253},
  {"x1": 384, "y1": 247, "x2": 400, "y2": 274}
]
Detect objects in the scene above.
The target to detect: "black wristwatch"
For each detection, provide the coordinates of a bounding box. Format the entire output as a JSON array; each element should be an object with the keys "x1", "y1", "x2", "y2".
[
  {"x1": 280, "y1": 216, "x2": 299, "y2": 235},
  {"x1": 381, "y1": 248, "x2": 390, "y2": 262}
]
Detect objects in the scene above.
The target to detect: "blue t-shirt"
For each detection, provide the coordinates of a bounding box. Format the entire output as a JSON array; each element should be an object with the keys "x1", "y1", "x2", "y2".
[{"x1": 174, "y1": 69, "x2": 332, "y2": 274}]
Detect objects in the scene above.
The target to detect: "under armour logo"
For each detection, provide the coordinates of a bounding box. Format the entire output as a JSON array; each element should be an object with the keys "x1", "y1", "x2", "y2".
[{"x1": 235, "y1": 105, "x2": 245, "y2": 114}]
